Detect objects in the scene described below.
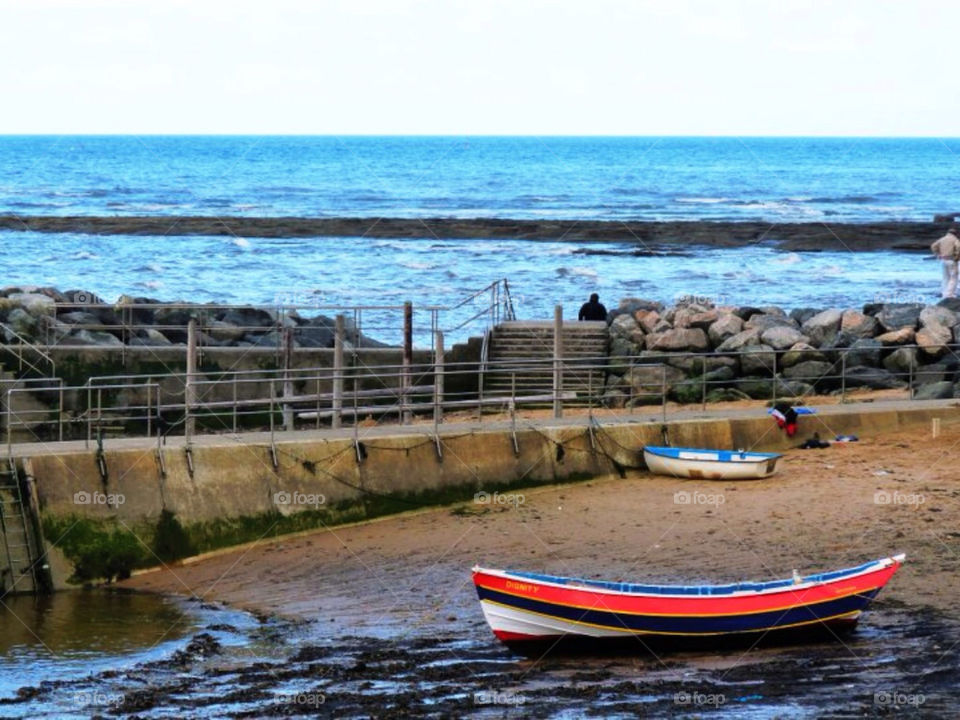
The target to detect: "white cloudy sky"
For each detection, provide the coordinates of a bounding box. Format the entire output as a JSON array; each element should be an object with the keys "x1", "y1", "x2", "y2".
[{"x1": 1, "y1": 0, "x2": 956, "y2": 135}]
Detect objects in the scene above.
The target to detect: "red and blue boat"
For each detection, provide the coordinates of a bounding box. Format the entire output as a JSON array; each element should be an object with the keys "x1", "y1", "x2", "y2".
[{"x1": 472, "y1": 554, "x2": 904, "y2": 652}]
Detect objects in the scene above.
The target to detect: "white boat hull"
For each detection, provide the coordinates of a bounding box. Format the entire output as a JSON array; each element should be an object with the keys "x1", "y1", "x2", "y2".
[{"x1": 644, "y1": 450, "x2": 781, "y2": 479}]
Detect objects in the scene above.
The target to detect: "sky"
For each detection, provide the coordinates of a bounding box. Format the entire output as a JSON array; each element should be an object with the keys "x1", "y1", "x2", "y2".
[{"x1": 1, "y1": 0, "x2": 957, "y2": 135}]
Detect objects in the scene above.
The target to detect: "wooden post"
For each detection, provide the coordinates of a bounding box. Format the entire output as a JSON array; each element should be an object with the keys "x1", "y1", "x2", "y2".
[
  {"x1": 185, "y1": 319, "x2": 197, "y2": 440},
  {"x1": 402, "y1": 301, "x2": 413, "y2": 425},
  {"x1": 282, "y1": 327, "x2": 294, "y2": 431},
  {"x1": 553, "y1": 304, "x2": 563, "y2": 419},
  {"x1": 332, "y1": 314, "x2": 345, "y2": 429},
  {"x1": 434, "y1": 330, "x2": 444, "y2": 426}
]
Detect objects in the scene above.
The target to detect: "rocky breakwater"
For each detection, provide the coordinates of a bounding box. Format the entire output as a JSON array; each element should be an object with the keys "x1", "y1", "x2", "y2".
[
  {"x1": 0, "y1": 287, "x2": 389, "y2": 350},
  {"x1": 602, "y1": 296, "x2": 960, "y2": 406}
]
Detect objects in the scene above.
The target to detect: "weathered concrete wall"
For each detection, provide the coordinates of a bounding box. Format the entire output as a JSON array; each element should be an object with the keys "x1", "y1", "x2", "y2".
[{"x1": 26, "y1": 404, "x2": 958, "y2": 586}]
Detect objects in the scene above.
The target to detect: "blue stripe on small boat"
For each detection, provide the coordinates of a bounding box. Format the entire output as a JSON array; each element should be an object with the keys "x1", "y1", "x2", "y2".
[
  {"x1": 477, "y1": 586, "x2": 879, "y2": 635},
  {"x1": 504, "y1": 558, "x2": 883, "y2": 596},
  {"x1": 643, "y1": 446, "x2": 781, "y2": 462}
]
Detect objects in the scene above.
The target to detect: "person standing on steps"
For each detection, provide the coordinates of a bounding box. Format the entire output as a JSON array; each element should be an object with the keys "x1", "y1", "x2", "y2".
[
  {"x1": 578, "y1": 293, "x2": 608, "y2": 321},
  {"x1": 931, "y1": 226, "x2": 960, "y2": 299}
]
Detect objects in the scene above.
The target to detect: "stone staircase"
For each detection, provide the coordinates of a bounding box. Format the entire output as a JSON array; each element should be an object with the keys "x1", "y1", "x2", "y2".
[
  {"x1": 0, "y1": 458, "x2": 41, "y2": 596},
  {"x1": 484, "y1": 321, "x2": 609, "y2": 400}
]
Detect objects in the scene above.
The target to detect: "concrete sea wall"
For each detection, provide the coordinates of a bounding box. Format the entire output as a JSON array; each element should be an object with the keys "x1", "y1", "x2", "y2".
[{"x1": 27, "y1": 403, "x2": 958, "y2": 587}]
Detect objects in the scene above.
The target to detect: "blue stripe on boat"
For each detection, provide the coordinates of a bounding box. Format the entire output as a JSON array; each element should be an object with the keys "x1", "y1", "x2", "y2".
[
  {"x1": 643, "y1": 446, "x2": 781, "y2": 462},
  {"x1": 504, "y1": 558, "x2": 882, "y2": 595},
  {"x1": 477, "y1": 586, "x2": 880, "y2": 635}
]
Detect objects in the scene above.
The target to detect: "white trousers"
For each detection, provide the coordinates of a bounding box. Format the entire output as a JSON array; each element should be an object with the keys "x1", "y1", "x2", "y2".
[{"x1": 942, "y1": 259, "x2": 959, "y2": 299}]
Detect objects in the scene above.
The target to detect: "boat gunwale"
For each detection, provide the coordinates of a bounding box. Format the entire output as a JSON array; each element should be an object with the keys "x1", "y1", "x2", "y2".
[
  {"x1": 472, "y1": 554, "x2": 904, "y2": 600},
  {"x1": 642, "y1": 445, "x2": 784, "y2": 463}
]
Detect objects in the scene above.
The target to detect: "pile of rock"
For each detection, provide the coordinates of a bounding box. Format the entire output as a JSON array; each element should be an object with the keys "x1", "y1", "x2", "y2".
[
  {"x1": 0, "y1": 287, "x2": 389, "y2": 349},
  {"x1": 603, "y1": 296, "x2": 960, "y2": 406}
]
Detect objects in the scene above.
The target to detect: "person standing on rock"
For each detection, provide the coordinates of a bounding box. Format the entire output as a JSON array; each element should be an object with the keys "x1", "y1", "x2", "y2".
[
  {"x1": 931, "y1": 226, "x2": 960, "y2": 298},
  {"x1": 578, "y1": 293, "x2": 608, "y2": 321}
]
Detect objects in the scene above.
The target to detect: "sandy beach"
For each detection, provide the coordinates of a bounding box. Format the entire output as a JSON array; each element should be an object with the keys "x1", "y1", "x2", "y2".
[{"x1": 123, "y1": 420, "x2": 959, "y2": 625}]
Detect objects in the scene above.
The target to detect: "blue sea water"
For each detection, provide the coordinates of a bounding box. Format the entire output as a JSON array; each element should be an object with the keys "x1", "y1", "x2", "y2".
[
  {"x1": 0, "y1": 135, "x2": 958, "y2": 221},
  {"x1": 0, "y1": 136, "x2": 953, "y2": 341}
]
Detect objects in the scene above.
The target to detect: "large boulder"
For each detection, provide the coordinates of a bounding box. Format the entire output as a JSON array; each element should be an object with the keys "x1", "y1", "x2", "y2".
[
  {"x1": 781, "y1": 342, "x2": 825, "y2": 368},
  {"x1": 617, "y1": 298, "x2": 664, "y2": 316},
  {"x1": 733, "y1": 306, "x2": 764, "y2": 321},
  {"x1": 610, "y1": 314, "x2": 646, "y2": 346},
  {"x1": 875, "y1": 303, "x2": 923, "y2": 332},
  {"x1": 790, "y1": 307, "x2": 823, "y2": 326},
  {"x1": 740, "y1": 344, "x2": 776, "y2": 376},
  {"x1": 5, "y1": 308, "x2": 38, "y2": 339},
  {"x1": 220, "y1": 307, "x2": 277, "y2": 329},
  {"x1": 783, "y1": 360, "x2": 838, "y2": 382},
  {"x1": 610, "y1": 336, "x2": 639, "y2": 358},
  {"x1": 745, "y1": 313, "x2": 796, "y2": 333},
  {"x1": 875, "y1": 327, "x2": 916, "y2": 345},
  {"x1": 845, "y1": 338, "x2": 883, "y2": 367},
  {"x1": 883, "y1": 347, "x2": 917, "y2": 375},
  {"x1": 914, "y1": 381, "x2": 955, "y2": 400},
  {"x1": 913, "y1": 359, "x2": 958, "y2": 385},
  {"x1": 843, "y1": 366, "x2": 906, "y2": 390},
  {"x1": 623, "y1": 364, "x2": 686, "y2": 397},
  {"x1": 8, "y1": 292, "x2": 55, "y2": 316},
  {"x1": 920, "y1": 305, "x2": 957, "y2": 330},
  {"x1": 840, "y1": 310, "x2": 879, "y2": 339},
  {"x1": 715, "y1": 328, "x2": 760, "y2": 353},
  {"x1": 707, "y1": 314, "x2": 744, "y2": 346},
  {"x1": 633, "y1": 309, "x2": 661, "y2": 333},
  {"x1": 801, "y1": 309, "x2": 843, "y2": 347},
  {"x1": 67, "y1": 329, "x2": 124, "y2": 346},
  {"x1": 760, "y1": 325, "x2": 808, "y2": 351},
  {"x1": 644, "y1": 328, "x2": 709, "y2": 353},
  {"x1": 673, "y1": 308, "x2": 718, "y2": 330},
  {"x1": 129, "y1": 328, "x2": 173, "y2": 346},
  {"x1": 916, "y1": 324, "x2": 952, "y2": 358}
]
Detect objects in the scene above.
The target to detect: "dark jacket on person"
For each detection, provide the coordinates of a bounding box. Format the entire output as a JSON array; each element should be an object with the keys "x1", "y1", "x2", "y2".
[{"x1": 578, "y1": 300, "x2": 607, "y2": 321}]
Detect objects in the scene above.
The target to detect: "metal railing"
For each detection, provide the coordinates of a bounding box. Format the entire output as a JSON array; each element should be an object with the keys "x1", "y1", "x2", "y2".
[
  {"x1": 3, "y1": 340, "x2": 952, "y2": 454},
  {"x1": 0, "y1": 322, "x2": 56, "y2": 378}
]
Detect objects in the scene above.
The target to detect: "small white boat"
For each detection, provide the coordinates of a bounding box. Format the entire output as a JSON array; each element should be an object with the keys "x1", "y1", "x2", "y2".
[{"x1": 643, "y1": 445, "x2": 782, "y2": 480}]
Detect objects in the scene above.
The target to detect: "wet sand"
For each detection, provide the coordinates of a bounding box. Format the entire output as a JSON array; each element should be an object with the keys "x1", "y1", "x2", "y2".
[
  {"x1": 124, "y1": 421, "x2": 959, "y2": 623},
  {"x1": 0, "y1": 215, "x2": 942, "y2": 251}
]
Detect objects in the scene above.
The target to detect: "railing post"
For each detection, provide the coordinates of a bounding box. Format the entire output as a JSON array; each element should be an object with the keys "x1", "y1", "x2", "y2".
[
  {"x1": 146, "y1": 378, "x2": 152, "y2": 438},
  {"x1": 908, "y1": 350, "x2": 914, "y2": 399},
  {"x1": 333, "y1": 314, "x2": 345, "y2": 429},
  {"x1": 553, "y1": 304, "x2": 563, "y2": 419},
  {"x1": 840, "y1": 351, "x2": 846, "y2": 403},
  {"x1": 282, "y1": 327, "x2": 294, "y2": 432},
  {"x1": 186, "y1": 319, "x2": 196, "y2": 441},
  {"x1": 402, "y1": 301, "x2": 412, "y2": 425},
  {"x1": 434, "y1": 330, "x2": 444, "y2": 426},
  {"x1": 772, "y1": 351, "x2": 777, "y2": 404}
]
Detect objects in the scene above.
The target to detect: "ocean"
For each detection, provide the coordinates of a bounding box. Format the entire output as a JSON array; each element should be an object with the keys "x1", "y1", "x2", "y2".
[
  {"x1": 1, "y1": 135, "x2": 956, "y2": 222},
  {"x1": 0, "y1": 136, "x2": 952, "y2": 341}
]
